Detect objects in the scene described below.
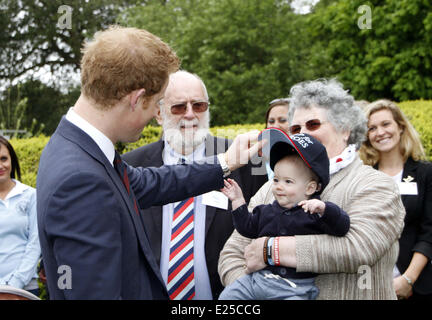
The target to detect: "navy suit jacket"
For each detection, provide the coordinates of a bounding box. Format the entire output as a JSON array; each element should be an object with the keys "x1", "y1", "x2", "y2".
[
  {"x1": 36, "y1": 118, "x2": 224, "y2": 299},
  {"x1": 122, "y1": 136, "x2": 267, "y2": 298},
  {"x1": 397, "y1": 158, "x2": 432, "y2": 295}
]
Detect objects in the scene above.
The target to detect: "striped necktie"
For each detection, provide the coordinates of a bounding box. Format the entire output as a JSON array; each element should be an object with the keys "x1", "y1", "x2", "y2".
[{"x1": 167, "y1": 196, "x2": 195, "y2": 300}]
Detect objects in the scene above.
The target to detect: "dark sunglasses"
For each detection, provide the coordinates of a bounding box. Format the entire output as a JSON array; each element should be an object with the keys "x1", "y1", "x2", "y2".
[
  {"x1": 169, "y1": 101, "x2": 209, "y2": 115},
  {"x1": 289, "y1": 119, "x2": 325, "y2": 135}
]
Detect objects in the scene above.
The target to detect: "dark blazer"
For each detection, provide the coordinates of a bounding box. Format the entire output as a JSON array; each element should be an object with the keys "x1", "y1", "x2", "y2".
[
  {"x1": 36, "y1": 118, "x2": 225, "y2": 300},
  {"x1": 122, "y1": 135, "x2": 267, "y2": 298},
  {"x1": 396, "y1": 157, "x2": 432, "y2": 295}
]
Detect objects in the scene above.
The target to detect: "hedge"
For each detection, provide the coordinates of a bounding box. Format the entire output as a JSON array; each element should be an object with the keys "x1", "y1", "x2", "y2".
[{"x1": 9, "y1": 100, "x2": 432, "y2": 188}]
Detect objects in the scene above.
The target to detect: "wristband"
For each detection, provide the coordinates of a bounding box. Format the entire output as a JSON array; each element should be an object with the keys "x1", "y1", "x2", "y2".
[
  {"x1": 267, "y1": 237, "x2": 275, "y2": 266},
  {"x1": 263, "y1": 237, "x2": 270, "y2": 265},
  {"x1": 274, "y1": 237, "x2": 280, "y2": 266}
]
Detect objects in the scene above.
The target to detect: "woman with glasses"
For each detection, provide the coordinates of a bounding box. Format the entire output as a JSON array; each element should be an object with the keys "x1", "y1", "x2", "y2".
[
  {"x1": 359, "y1": 100, "x2": 432, "y2": 300},
  {"x1": 218, "y1": 79, "x2": 405, "y2": 299},
  {"x1": 0, "y1": 136, "x2": 40, "y2": 297},
  {"x1": 263, "y1": 98, "x2": 290, "y2": 180}
]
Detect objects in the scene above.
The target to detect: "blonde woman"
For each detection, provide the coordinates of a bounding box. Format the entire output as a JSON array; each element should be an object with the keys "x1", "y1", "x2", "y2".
[{"x1": 360, "y1": 99, "x2": 432, "y2": 300}]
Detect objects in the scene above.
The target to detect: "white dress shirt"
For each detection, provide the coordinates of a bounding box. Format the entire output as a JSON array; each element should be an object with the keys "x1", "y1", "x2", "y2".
[{"x1": 65, "y1": 108, "x2": 115, "y2": 166}]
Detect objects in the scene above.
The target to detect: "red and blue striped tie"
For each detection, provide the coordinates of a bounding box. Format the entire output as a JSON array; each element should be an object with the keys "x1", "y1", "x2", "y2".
[{"x1": 167, "y1": 197, "x2": 195, "y2": 300}]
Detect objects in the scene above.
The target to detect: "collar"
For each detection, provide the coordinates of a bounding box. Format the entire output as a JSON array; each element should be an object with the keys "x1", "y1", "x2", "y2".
[
  {"x1": 66, "y1": 107, "x2": 116, "y2": 166},
  {"x1": 329, "y1": 144, "x2": 357, "y2": 175},
  {"x1": 5, "y1": 180, "x2": 31, "y2": 200},
  {"x1": 162, "y1": 137, "x2": 206, "y2": 165},
  {"x1": 270, "y1": 200, "x2": 300, "y2": 214}
]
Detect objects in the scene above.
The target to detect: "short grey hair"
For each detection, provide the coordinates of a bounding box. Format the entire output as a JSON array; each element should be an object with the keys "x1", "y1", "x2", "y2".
[{"x1": 287, "y1": 78, "x2": 367, "y2": 150}]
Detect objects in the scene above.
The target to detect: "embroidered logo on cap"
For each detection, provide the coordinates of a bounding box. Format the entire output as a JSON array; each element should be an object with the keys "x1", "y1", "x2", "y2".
[{"x1": 291, "y1": 134, "x2": 314, "y2": 149}]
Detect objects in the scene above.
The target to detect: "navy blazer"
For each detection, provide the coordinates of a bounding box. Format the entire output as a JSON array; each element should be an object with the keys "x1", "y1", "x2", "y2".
[
  {"x1": 36, "y1": 118, "x2": 224, "y2": 299},
  {"x1": 122, "y1": 136, "x2": 267, "y2": 299},
  {"x1": 396, "y1": 158, "x2": 432, "y2": 295}
]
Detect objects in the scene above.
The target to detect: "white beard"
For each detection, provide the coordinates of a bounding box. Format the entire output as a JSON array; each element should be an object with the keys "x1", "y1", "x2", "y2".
[{"x1": 161, "y1": 111, "x2": 210, "y2": 155}]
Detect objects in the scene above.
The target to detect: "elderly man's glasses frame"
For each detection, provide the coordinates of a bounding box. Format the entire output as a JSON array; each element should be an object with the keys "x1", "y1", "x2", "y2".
[{"x1": 159, "y1": 100, "x2": 210, "y2": 115}]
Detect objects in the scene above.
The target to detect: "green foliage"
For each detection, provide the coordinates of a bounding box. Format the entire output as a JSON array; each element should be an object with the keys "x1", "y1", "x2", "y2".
[
  {"x1": 0, "y1": 0, "x2": 138, "y2": 83},
  {"x1": 0, "y1": 86, "x2": 45, "y2": 137},
  {"x1": 10, "y1": 135, "x2": 50, "y2": 187},
  {"x1": 307, "y1": 0, "x2": 432, "y2": 101},
  {"x1": 123, "y1": 0, "x2": 310, "y2": 126},
  {"x1": 3, "y1": 80, "x2": 80, "y2": 135},
  {"x1": 399, "y1": 100, "x2": 432, "y2": 161}
]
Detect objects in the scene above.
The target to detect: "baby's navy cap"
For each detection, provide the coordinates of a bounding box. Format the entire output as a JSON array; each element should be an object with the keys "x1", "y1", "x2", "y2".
[{"x1": 258, "y1": 128, "x2": 330, "y2": 193}]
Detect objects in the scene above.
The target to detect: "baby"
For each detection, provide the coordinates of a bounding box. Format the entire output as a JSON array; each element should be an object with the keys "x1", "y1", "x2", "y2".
[{"x1": 219, "y1": 130, "x2": 350, "y2": 300}]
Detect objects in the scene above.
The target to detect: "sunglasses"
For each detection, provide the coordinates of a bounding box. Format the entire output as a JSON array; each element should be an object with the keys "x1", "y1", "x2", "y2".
[
  {"x1": 289, "y1": 119, "x2": 326, "y2": 135},
  {"x1": 169, "y1": 101, "x2": 209, "y2": 115}
]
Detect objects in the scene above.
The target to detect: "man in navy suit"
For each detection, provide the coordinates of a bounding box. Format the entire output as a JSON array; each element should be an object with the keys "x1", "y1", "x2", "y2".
[
  {"x1": 123, "y1": 71, "x2": 267, "y2": 299},
  {"x1": 36, "y1": 26, "x2": 262, "y2": 300}
]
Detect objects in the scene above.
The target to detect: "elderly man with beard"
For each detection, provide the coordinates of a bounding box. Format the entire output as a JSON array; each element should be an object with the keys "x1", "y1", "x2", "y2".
[{"x1": 123, "y1": 71, "x2": 267, "y2": 300}]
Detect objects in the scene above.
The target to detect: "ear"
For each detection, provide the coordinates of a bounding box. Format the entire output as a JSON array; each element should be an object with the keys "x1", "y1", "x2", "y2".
[
  {"x1": 342, "y1": 129, "x2": 351, "y2": 143},
  {"x1": 129, "y1": 88, "x2": 146, "y2": 110},
  {"x1": 305, "y1": 180, "x2": 318, "y2": 196},
  {"x1": 155, "y1": 108, "x2": 163, "y2": 125}
]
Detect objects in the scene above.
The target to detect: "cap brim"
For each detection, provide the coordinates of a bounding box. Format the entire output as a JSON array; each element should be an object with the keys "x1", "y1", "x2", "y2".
[{"x1": 258, "y1": 128, "x2": 299, "y2": 170}]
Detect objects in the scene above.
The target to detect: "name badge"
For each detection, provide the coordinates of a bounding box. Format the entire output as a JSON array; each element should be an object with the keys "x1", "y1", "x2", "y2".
[
  {"x1": 202, "y1": 191, "x2": 228, "y2": 210},
  {"x1": 397, "y1": 182, "x2": 418, "y2": 195}
]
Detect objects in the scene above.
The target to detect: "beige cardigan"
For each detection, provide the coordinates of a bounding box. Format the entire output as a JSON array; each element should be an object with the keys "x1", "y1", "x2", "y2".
[{"x1": 218, "y1": 156, "x2": 406, "y2": 300}]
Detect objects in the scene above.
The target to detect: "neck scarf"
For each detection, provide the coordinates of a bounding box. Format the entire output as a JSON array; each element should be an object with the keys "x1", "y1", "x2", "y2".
[{"x1": 329, "y1": 144, "x2": 357, "y2": 175}]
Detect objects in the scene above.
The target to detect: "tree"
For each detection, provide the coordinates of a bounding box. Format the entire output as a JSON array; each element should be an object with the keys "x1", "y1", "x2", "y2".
[
  {"x1": 0, "y1": 0, "x2": 138, "y2": 87},
  {"x1": 306, "y1": 0, "x2": 432, "y2": 101},
  {"x1": 0, "y1": 85, "x2": 45, "y2": 137},
  {"x1": 124, "y1": 0, "x2": 310, "y2": 125}
]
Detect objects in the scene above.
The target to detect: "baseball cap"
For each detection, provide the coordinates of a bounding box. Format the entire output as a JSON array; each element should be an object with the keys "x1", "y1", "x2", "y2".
[{"x1": 258, "y1": 128, "x2": 330, "y2": 193}]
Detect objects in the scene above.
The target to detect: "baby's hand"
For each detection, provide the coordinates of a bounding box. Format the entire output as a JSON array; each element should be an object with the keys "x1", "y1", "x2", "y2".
[
  {"x1": 298, "y1": 199, "x2": 325, "y2": 217},
  {"x1": 220, "y1": 178, "x2": 246, "y2": 210}
]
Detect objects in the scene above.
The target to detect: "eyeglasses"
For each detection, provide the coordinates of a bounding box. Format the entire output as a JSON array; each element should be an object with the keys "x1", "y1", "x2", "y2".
[
  {"x1": 167, "y1": 101, "x2": 210, "y2": 115},
  {"x1": 269, "y1": 98, "x2": 289, "y2": 106},
  {"x1": 289, "y1": 119, "x2": 326, "y2": 135}
]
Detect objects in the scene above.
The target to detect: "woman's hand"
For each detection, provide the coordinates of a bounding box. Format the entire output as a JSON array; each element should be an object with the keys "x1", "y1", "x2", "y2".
[
  {"x1": 244, "y1": 237, "x2": 267, "y2": 274},
  {"x1": 394, "y1": 275, "x2": 413, "y2": 299},
  {"x1": 244, "y1": 236, "x2": 297, "y2": 273}
]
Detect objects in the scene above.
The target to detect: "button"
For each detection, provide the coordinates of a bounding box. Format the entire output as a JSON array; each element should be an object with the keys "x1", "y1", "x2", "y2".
[
  {"x1": 280, "y1": 269, "x2": 287, "y2": 276},
  {"x1": 280, "y1": 228, "x2": 287, "y2": 235}
]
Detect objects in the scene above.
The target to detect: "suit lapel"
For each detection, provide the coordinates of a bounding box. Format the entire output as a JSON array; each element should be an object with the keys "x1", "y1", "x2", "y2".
[
  {"x1": 58, "y1": 117, "x2": 166, "y2": 288},
  {"x1": 401, "y1": 158, "x2": 418, "y2": 203}
]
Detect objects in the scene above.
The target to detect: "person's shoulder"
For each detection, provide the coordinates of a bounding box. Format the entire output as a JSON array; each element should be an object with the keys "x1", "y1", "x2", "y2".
[
  {"x1": 414, "y1": 158, "x2": 432, "y2": 171},
  {"x1": 349, "y1": 158, "x2": 396, "y2": 189},
  {"x1": 122, "y1": 140, "x2": 163, "y2": 162}
]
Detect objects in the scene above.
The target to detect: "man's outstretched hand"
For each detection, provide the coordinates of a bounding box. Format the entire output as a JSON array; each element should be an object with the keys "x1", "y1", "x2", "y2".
[{"x1": 223, "y1": 131, "x2": 266, "y2": 172}]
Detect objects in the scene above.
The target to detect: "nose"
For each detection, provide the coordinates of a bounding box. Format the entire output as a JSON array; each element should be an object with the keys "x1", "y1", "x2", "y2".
[
  {"x1": 183, "y1": 102, "x2": 196, "y2": 120},
  {"x1": 376, "y1": 126, "x2": 385, "y2": 136}
]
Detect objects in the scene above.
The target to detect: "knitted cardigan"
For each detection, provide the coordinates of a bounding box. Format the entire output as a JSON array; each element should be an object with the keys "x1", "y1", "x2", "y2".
[{"x1": 218, "y1": 156, "x2": 406, "y2": 300}]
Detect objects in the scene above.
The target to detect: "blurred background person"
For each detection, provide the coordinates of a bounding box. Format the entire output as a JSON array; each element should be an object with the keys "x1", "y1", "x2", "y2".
[
  {"x1": 0, "y1": 136, "x2": 40, "y2": 297},
  {"x1": 360, "y1": 99, "x2": 432, "y2": 300},
  {"x1": 264, "y1": 98, "x2": 290, "y2": 180}
]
